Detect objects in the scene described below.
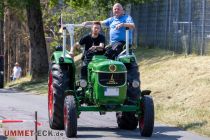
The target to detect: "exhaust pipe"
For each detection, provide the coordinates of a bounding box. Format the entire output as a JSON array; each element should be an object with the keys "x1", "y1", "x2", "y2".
[
  {"x1": 62, "y1": 27, "x2": 67, "y2": 59},
  {"x1": 126, "y1": 27, "x2": 129, "y2": 56}
]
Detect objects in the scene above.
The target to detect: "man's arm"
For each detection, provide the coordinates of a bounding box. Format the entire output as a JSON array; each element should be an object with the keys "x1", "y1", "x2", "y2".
[
  {"x1": 89, "y1": 35, "x2": 105, "y2": 51},
  {"x1": 123, "y1": 23, "x2": 135, "y2": 29},
  {"x1": 74, "y1": 42, "x2": 80, "y2": 49},
  {"x1": 71, "y1": 34, "x2": 87, "y2": 57},
  {"x1": 116, "y1": 15, "x2": 135, "y2": 29},
  {"x1": 89, "y1": 43, "x2": 104, "y2": 51},
  {"x1": 95, "y1": 42, "x2": 105, "y2": 51},
  {"x1": 69, "y1": 42, "x2": 81, "y2": 58},
  {"x1": 115, "y1": 22, "x2": 135, "y2": 30}
]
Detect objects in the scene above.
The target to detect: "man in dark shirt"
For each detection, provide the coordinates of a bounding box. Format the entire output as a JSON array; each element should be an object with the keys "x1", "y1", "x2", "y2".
[{"x1": 74, "y1": 22, "x2": 105, "y2": 80}]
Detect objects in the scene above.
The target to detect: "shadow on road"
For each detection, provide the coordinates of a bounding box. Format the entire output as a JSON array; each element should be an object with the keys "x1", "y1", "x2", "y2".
[
  {"x1": 0, "y1": 89, "x2": 20, "y2": 94},
  {"x1": 77, "y1": 125, "x2": 182, "y2": 140},
  {"x1": 153, "y1": 126, "x2": 182, "y2": 140},
  {"x1": 0, "y1": 135, "x2": 7, "y2": 140},
  {"x1": 177, "y1": 121, "x2": 207, "y2": 130}
]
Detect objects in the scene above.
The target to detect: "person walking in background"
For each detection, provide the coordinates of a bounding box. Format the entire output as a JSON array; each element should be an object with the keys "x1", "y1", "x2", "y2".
[{"x1": 12, "y1": 62, "x2": 22, "y2": 81}]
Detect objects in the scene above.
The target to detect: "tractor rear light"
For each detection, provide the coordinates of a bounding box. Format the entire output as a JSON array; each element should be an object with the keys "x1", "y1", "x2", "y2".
[
  {"x1": 132, "y1": 80, "x2": 140, "y2": 88},
  {"x1": 80, "y1": 79, "x2": 87, "y2": 88}
]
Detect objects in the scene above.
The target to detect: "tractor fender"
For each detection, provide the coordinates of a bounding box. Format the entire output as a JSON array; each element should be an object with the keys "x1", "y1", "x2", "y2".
[{"x1": 51, "y1": 51, "x2": 74, "y2": 64}]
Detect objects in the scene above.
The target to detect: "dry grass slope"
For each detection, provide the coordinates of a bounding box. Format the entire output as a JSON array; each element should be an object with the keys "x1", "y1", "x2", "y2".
[{"x1": 140, "y1": 51, "x2": 210, "y2": 137}]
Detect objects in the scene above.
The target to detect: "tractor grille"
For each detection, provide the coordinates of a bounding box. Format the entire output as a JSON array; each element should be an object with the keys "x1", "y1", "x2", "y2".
[{"x1": 98, "y1": 72, "x2": 126, "y2": 86}]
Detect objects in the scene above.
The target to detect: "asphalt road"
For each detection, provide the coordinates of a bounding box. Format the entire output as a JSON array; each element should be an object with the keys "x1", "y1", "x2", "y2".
[{"x1": 0, "y1": 88, "x2": 209, "y2": 140}]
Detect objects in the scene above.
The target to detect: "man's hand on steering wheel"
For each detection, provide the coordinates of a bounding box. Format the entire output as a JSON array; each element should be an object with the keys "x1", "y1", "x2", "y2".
[{"x1": 88, "y1": 46, "x2": 97, "y2": 52}]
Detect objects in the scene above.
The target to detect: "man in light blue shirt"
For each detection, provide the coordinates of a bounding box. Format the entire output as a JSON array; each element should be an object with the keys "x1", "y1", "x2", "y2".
[
  {"x1": 101, "y1": 3, "x2": 135, "y2": 59},
  {"x1": 102, "y1": 3, "x2": 134, "y2": 45}
]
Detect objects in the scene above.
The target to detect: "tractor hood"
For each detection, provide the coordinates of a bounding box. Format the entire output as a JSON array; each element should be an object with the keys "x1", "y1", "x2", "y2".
[{"x1": 88, "y1": 55, "x2": 127, "y2": 73}]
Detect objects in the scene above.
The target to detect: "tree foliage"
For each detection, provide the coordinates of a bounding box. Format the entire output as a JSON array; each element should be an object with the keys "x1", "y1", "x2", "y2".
[
  {"x1": 64, "y1": 0, "x2": 148, "y2": 14},
  {"x1": 0, "y1": 1, "x2": 3, "y2": 19},
  {"x1": 46, "y1": 0, "x2": 149, "y2": 46},
  {"x1": 1, "y1": 0, "x2": 49, "y2": 80},
  {"x1": 48, "y1": 0, "x2": 149, "y2": 23}
]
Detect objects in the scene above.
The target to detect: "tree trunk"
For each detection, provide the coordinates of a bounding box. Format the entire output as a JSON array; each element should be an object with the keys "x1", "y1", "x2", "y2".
[
  {"x1": 4, "y1": 7, "x2": 30, "y2": 82},
  {"x1": 26, "y1": 0, "x2": 49, "y2": 80},
  {"x1": 0, "y1": 1, "x2": 4, "y2": 85},
  {"x1": 4, "y1": 8, "x2": 11, "y2": 82},
  {"x1": 0, "y1": 3, "x2": 3, "y2": 55}
]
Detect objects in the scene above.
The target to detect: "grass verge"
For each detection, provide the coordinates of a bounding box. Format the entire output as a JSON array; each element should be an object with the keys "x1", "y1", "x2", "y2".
[
  {"x1": 139, "y1": 48, "x2": 210, "y2": 137},
  {"x1": 6, "y1": 75, "x2": 48, "y2": 95}
]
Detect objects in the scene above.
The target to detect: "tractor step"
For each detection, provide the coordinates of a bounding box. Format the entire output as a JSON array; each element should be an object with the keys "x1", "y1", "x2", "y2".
[
  {"x1": 65, "y1": 90, "x2": 75, "y2": 96},
  {"x1": 99, "y1": 111, "x2": 106, "y2": 115},
  {"x1": 78, "y1": 105, "x2": 138, "y2": 112},
  {"x1": 141, "y1": 90, "x2": 151, "y2": 96}
]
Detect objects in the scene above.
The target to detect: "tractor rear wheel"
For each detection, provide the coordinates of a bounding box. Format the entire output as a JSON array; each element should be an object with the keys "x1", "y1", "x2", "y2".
[
  {"x1": 48, "y1": 64, "x2": 70, "y2": 130},
  {"x1": 64, "y1": 95, "x2": 77, "y2": 138},
  {"x1": 0, "y1": 73, "x2": 3, "y2": 88},
  {"x1": 139, "y1": 95, "x2": 154, "y2": 137}
]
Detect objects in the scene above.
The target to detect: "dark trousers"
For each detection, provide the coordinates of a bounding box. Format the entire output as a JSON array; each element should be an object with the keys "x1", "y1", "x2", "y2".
[
  {"x1": 104, "y1": 41, "x2": 125, "y2": 60},
  {"x1": 81, "y1": 49, "x2": 105, "y2": 80},
  {"x1": 81, "y1": 61, "x2": 88, "y2": 80},
  {"x1": 80, "y1": 50, "x2": 95, "y2": 80}
]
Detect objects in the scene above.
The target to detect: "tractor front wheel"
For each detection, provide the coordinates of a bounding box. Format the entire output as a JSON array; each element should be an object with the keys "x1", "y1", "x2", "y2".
[
  {"x1": 139, "y1": 95, "x2": 154, "y2": 137},
  {"x1": 48, "y1": 64, "x2": 70, "y2": 130},
  {"x1": 64, "y1": 95, "x2": 77, "y2": 138},
  {"x1": 116, "y1": 111, "x2": 138, "y2": 130},
  {"x1": 116, "y1": 98, "x2": 138, "y2": 130}
]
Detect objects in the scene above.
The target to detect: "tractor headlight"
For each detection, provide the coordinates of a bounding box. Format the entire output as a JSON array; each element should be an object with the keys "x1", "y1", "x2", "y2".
[
  {"x1": 80, "y1": 79, "x2": 87, "y2": 88},
  {"x1": 132, "y1": 80, "x2": 140, "y2": 88}
]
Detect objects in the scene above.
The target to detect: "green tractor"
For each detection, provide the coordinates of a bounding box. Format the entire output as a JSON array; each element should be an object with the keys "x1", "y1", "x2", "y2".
[{"x1": 48, "y1": 24, "x2": 154, "y2": 138}]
